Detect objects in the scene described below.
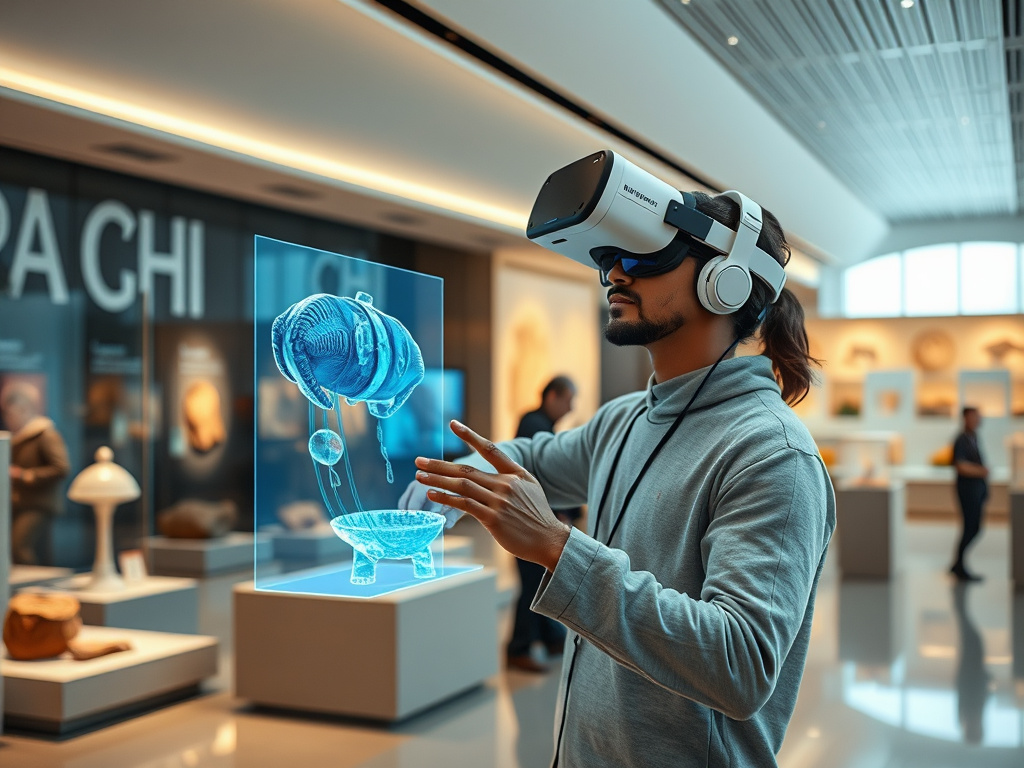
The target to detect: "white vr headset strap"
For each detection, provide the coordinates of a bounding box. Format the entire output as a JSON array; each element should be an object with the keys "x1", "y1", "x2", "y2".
[{"x1": 696, "y1": 190, "x2": 786, "y2": 315}]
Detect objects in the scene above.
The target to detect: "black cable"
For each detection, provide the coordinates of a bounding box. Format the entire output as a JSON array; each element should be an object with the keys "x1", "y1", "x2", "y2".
[{"x1": 551, "y1": 338, "x2": 741, "y2": 768}]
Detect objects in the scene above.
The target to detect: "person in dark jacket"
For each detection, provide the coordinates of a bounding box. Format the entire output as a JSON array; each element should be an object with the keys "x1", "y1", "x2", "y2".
[
  {"x1": 507, "y1": 375, "x2": 580, "y2": 673},
  {"x1": 950, "y1": 406, "x2": 988, "y2": 581},
  {"x1": 1, "y1": 381, "x2": 70, "y2": 565}
]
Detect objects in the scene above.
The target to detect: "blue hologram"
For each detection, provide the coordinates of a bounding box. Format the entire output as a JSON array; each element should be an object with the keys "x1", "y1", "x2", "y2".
[
  {"x1": 309, "y1": 428, "x2": 344, "y2": 488},
  {"x1": 256, "y1": 563, "x2": 481, "y2": 599},
  {"x1": 376, "y1": 420, "x2": 394, "y2": 484},
  {"x1": 330, "y1": 510, "x2": 444, "y2": 585},
  {"x1": 332, "y1": 393, "x2": 365, "y2": 514},
  {"x1": 273, "y1": 287, "x2": 438, "y2": 585},
  {"x1": 271, "y1": 291, "x2": 425, "y2": 417}
]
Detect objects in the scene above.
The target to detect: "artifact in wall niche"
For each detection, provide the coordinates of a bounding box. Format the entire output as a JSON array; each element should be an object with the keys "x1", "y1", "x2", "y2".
[
  {"x1": 272, "y1": 290, "x2": 441, "y2": 585},
  {"x1": 984, "y1": 338, "x2": 1024, "y2": 365},
  {"x1": 930, "y1": 445, "x2": 954, "y2": 466},
  {"x1": 844, "y1": 344, "x2": 877, "y2": 368},
  {"x1": 877, "y1": 390, "x2": 901, "y2": 416},
  {"x1": 911, "y1": 329, "x2": 956, "y2": 372},
  {"x1": 183, "y1": 379, "x2": 226, "y2": 453},
  {"x1": 330, "y1": 510, "x2": 445, "y2": 585},
  {"x1": 157, "y1": 498, "x2": 238, "y2": 539},
  {"x1": 3, "y1": 593, "x2": 81, "y2": 660}
]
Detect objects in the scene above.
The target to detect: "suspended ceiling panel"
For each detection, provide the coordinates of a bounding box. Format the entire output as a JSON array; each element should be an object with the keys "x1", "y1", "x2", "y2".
[
  {"x1": 1007, "y1": 0, "x2": 1024, "y2": 210},
  {"x1": 659, "y1": 0, "x2": 1016, "y2": 222}
]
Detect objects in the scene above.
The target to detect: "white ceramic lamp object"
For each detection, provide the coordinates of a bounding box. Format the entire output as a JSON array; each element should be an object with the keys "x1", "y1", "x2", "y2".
[{"x1": 67, "y1": 446, "x2": 141, "y2": 592}]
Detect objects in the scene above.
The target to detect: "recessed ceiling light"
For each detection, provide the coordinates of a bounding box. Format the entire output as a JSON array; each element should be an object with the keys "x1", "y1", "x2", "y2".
[
  {"x1": 265, "y1": 183, "x2": 321, "y2": 200},
  {"x1": 94, "y1": 142, "x2": 177, "y2": 163},
  {"x1": 817, "y1": 121, "x2": 827, "y2": 130},
  {"x1": 900, "y1": 0, "x2": 914, "y2": 8},
  {"x1": 727, "y1": 36, "x2": 739, "y2": 46},
  {"x1": 680, "y1": 0, "x2": 691, "y2": 5}
]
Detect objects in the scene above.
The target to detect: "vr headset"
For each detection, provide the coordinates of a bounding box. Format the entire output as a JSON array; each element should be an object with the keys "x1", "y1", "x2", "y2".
[{"x1": 525, "y1": 150, "x2": 786, "y2": 315}]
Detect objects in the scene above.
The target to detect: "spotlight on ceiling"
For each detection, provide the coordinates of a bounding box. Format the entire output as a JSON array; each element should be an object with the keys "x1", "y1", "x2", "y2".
[
  {"x1": 900, "y1": 0, "x2": 914, "y2": 8},
  {"x1": 727, "y1": 36, "x2": 739, "y2": 46}
]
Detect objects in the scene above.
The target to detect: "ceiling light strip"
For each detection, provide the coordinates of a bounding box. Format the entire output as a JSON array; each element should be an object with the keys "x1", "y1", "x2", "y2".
[{"x1": 0, "y1": 66, "x2": 524, "y2": 230}]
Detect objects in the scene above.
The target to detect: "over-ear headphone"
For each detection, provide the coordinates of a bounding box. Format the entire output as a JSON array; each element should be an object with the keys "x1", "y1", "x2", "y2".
[{"x1": 696, "y1": 191, "x2": 766, "y2": 315}]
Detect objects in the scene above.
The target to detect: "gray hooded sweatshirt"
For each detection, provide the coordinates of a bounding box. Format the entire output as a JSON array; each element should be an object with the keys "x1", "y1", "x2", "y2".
[{"x1": 500, "y1": 355, "x2": 835, "y2": 768}]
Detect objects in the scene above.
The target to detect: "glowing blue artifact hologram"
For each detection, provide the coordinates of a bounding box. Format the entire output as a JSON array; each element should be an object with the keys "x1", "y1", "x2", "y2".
[
  {"x1": 330, "y1": 510, "x2": 445, "y2": 585},
  {"x1": 272, "y1": 288, "x2": 440, "y2": 585},
  {"x1": 308, "y1": 428, "x2": 344, "y2": 487},
  {"x1": 271, "y1": 291, "x2": 425, "y2": 417}
]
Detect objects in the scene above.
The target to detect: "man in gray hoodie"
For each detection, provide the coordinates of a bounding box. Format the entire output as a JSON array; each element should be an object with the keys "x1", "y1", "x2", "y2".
[{"x1": 412, "y1": 191, "x2": 834, "y2": 767}]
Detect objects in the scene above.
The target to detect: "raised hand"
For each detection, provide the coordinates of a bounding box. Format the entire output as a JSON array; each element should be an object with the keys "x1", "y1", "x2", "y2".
[{"x1": 415, "y1": 421, "x2": 570, "y2": 571}]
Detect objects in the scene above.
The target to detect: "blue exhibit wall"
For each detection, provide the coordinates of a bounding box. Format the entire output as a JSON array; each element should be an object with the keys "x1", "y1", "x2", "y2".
[{"x1": 0, "y1": 145, "x2": 487, "y2": 567}]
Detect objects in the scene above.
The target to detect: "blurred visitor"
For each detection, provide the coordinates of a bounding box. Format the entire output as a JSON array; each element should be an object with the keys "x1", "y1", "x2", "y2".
[
  {"x1": 1, "y1": 381, "x2": 70, "y2": 565},
  {"x1": 950, "y1": 406, "x2": 987, "y2": 582},
  {"x1": 507, "y1": 375, "x2": 581, "y2": 673}
]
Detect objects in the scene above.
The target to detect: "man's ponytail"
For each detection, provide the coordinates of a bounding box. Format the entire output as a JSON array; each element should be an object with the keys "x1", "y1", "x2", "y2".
[{"x1": 691, "y1": 192, "x2": 821, "y2": 406}]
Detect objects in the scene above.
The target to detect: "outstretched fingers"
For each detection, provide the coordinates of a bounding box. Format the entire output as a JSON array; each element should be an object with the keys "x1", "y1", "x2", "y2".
[
  {"x1": 449, "y1": 420, "x2": 524, "y2": 475},
  {"x1": 426, "y1": 489, "x2": 494, "y2": 524},
  {"x1": 415, "y1": 469, "x2": 503, "y2": 509}
]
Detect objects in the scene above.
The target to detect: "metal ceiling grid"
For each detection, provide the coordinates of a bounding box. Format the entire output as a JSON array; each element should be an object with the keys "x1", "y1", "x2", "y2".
[
  {"x1": 1007, "y1": 0, "x2": 1024, "y2": 209},
  {"x1": 660, "y1": 0, "x2": 1016, "y2": 222}
]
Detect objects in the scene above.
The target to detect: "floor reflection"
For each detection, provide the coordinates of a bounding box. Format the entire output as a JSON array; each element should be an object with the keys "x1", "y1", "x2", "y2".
[
  {"x1": 952, "y1": 583, "x2": 989, "y2": 745},
  {"x1": 3, "y1": 522, "x2": 1022, "y2": 767}
]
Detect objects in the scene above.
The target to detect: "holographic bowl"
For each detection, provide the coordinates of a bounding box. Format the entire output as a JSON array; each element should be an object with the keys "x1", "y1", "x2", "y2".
[{"x1": 329, "y1": 510, "x2": 445, "y2": 585}]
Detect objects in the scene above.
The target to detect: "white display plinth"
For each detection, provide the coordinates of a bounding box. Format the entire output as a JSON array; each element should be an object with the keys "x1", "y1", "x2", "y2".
[
  {"x1": 2, "y1": 626, "x2": 218, "y2": 734},
  {"x1": 1011, "y1": 492, "x2": 1024, "y2": 589},
  {"x1": 9, "y1": 565, "x2": 74, "y2": 588},
  {"x1": 146, "y1": 533, "x2": 270, "y2": 577},
  {"x1": 234, "y1": 566, "x2": 497, "y2": 722},
  {"x1": 42, "y1": 574, "x2": 199, "y2": 634},
  {"x1": 835, "y1": 482, "x2": 905, "y2": 579}
]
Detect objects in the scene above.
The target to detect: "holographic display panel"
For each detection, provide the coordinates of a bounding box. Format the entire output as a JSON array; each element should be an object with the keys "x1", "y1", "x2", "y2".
[{"x1": 255, "y1": 236, "x2": 470, "y2": 597}]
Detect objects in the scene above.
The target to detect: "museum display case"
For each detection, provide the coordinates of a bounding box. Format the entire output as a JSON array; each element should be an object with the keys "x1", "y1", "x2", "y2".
[{"x1": 836, "y1": 432, "x2": 899, "y2": 488}]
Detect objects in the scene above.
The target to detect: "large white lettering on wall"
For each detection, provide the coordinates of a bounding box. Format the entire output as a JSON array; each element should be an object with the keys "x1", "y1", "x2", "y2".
[
  {"x1": 1, "y1": 187, "x2": 206, "y2": 318},
  {"x1": 10, "y1": 189, "x2": 69, "y2": 304}
]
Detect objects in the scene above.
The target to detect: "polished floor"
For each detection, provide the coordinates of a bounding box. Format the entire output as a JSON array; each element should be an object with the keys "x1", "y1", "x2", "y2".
[{"x1": 3, "y1": 520, "x2": 1023, "y2": 767}]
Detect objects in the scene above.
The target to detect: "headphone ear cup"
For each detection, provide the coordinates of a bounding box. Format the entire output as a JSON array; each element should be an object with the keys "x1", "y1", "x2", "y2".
[
  {"x1": 697, "y1": 256, "x2": 752, "y2": 315},
  {"x1": 696, "y1": 256, "x2": 726, "y2": 314}
]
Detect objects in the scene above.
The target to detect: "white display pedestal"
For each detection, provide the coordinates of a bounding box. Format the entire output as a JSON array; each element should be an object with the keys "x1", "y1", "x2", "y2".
[
  {"x1": 835, "y1": 482, "x2": 905, "y2": 579},
  {"x1": 9, "y1": 565, "x2": 74, "y2": 588},
  {"x1": 1011, "y1": 492, "x2": 1024, "y2": 589},
  {"x1": 2, "y1": 626, "x2": 218, "y2": 734},
  {"x1": 43, "y1": 574, "x2": 199, "y2": 634},
  {"x1": 234, "y1": 567, "x2": 497, "y2": 722},
  {"x1": 146, "y1": 533, "x2": 271, "y2": 577}
]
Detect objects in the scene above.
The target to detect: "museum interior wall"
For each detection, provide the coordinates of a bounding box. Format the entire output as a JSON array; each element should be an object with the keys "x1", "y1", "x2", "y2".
[{"x1": 0, "y1": 147, "x2": 501, "y2": 571}]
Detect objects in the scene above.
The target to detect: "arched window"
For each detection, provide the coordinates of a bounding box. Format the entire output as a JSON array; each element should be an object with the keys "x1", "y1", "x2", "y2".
[{"x1": 842, "y1": 242, "x2": 1023, "y2": 318}]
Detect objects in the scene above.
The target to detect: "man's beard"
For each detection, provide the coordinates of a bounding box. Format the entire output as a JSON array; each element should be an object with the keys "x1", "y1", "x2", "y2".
[{"x1": 604, "y1": 309, "x2": 685, "y2": 346}]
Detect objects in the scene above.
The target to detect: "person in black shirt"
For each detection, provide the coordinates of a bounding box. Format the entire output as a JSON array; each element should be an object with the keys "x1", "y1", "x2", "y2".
[
  {"x1": 507, "y1": 375, "x2": 581, "y2": 673},
  {"x1": 950, "y1": 406, "x2": 988, "y2": 581}
]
